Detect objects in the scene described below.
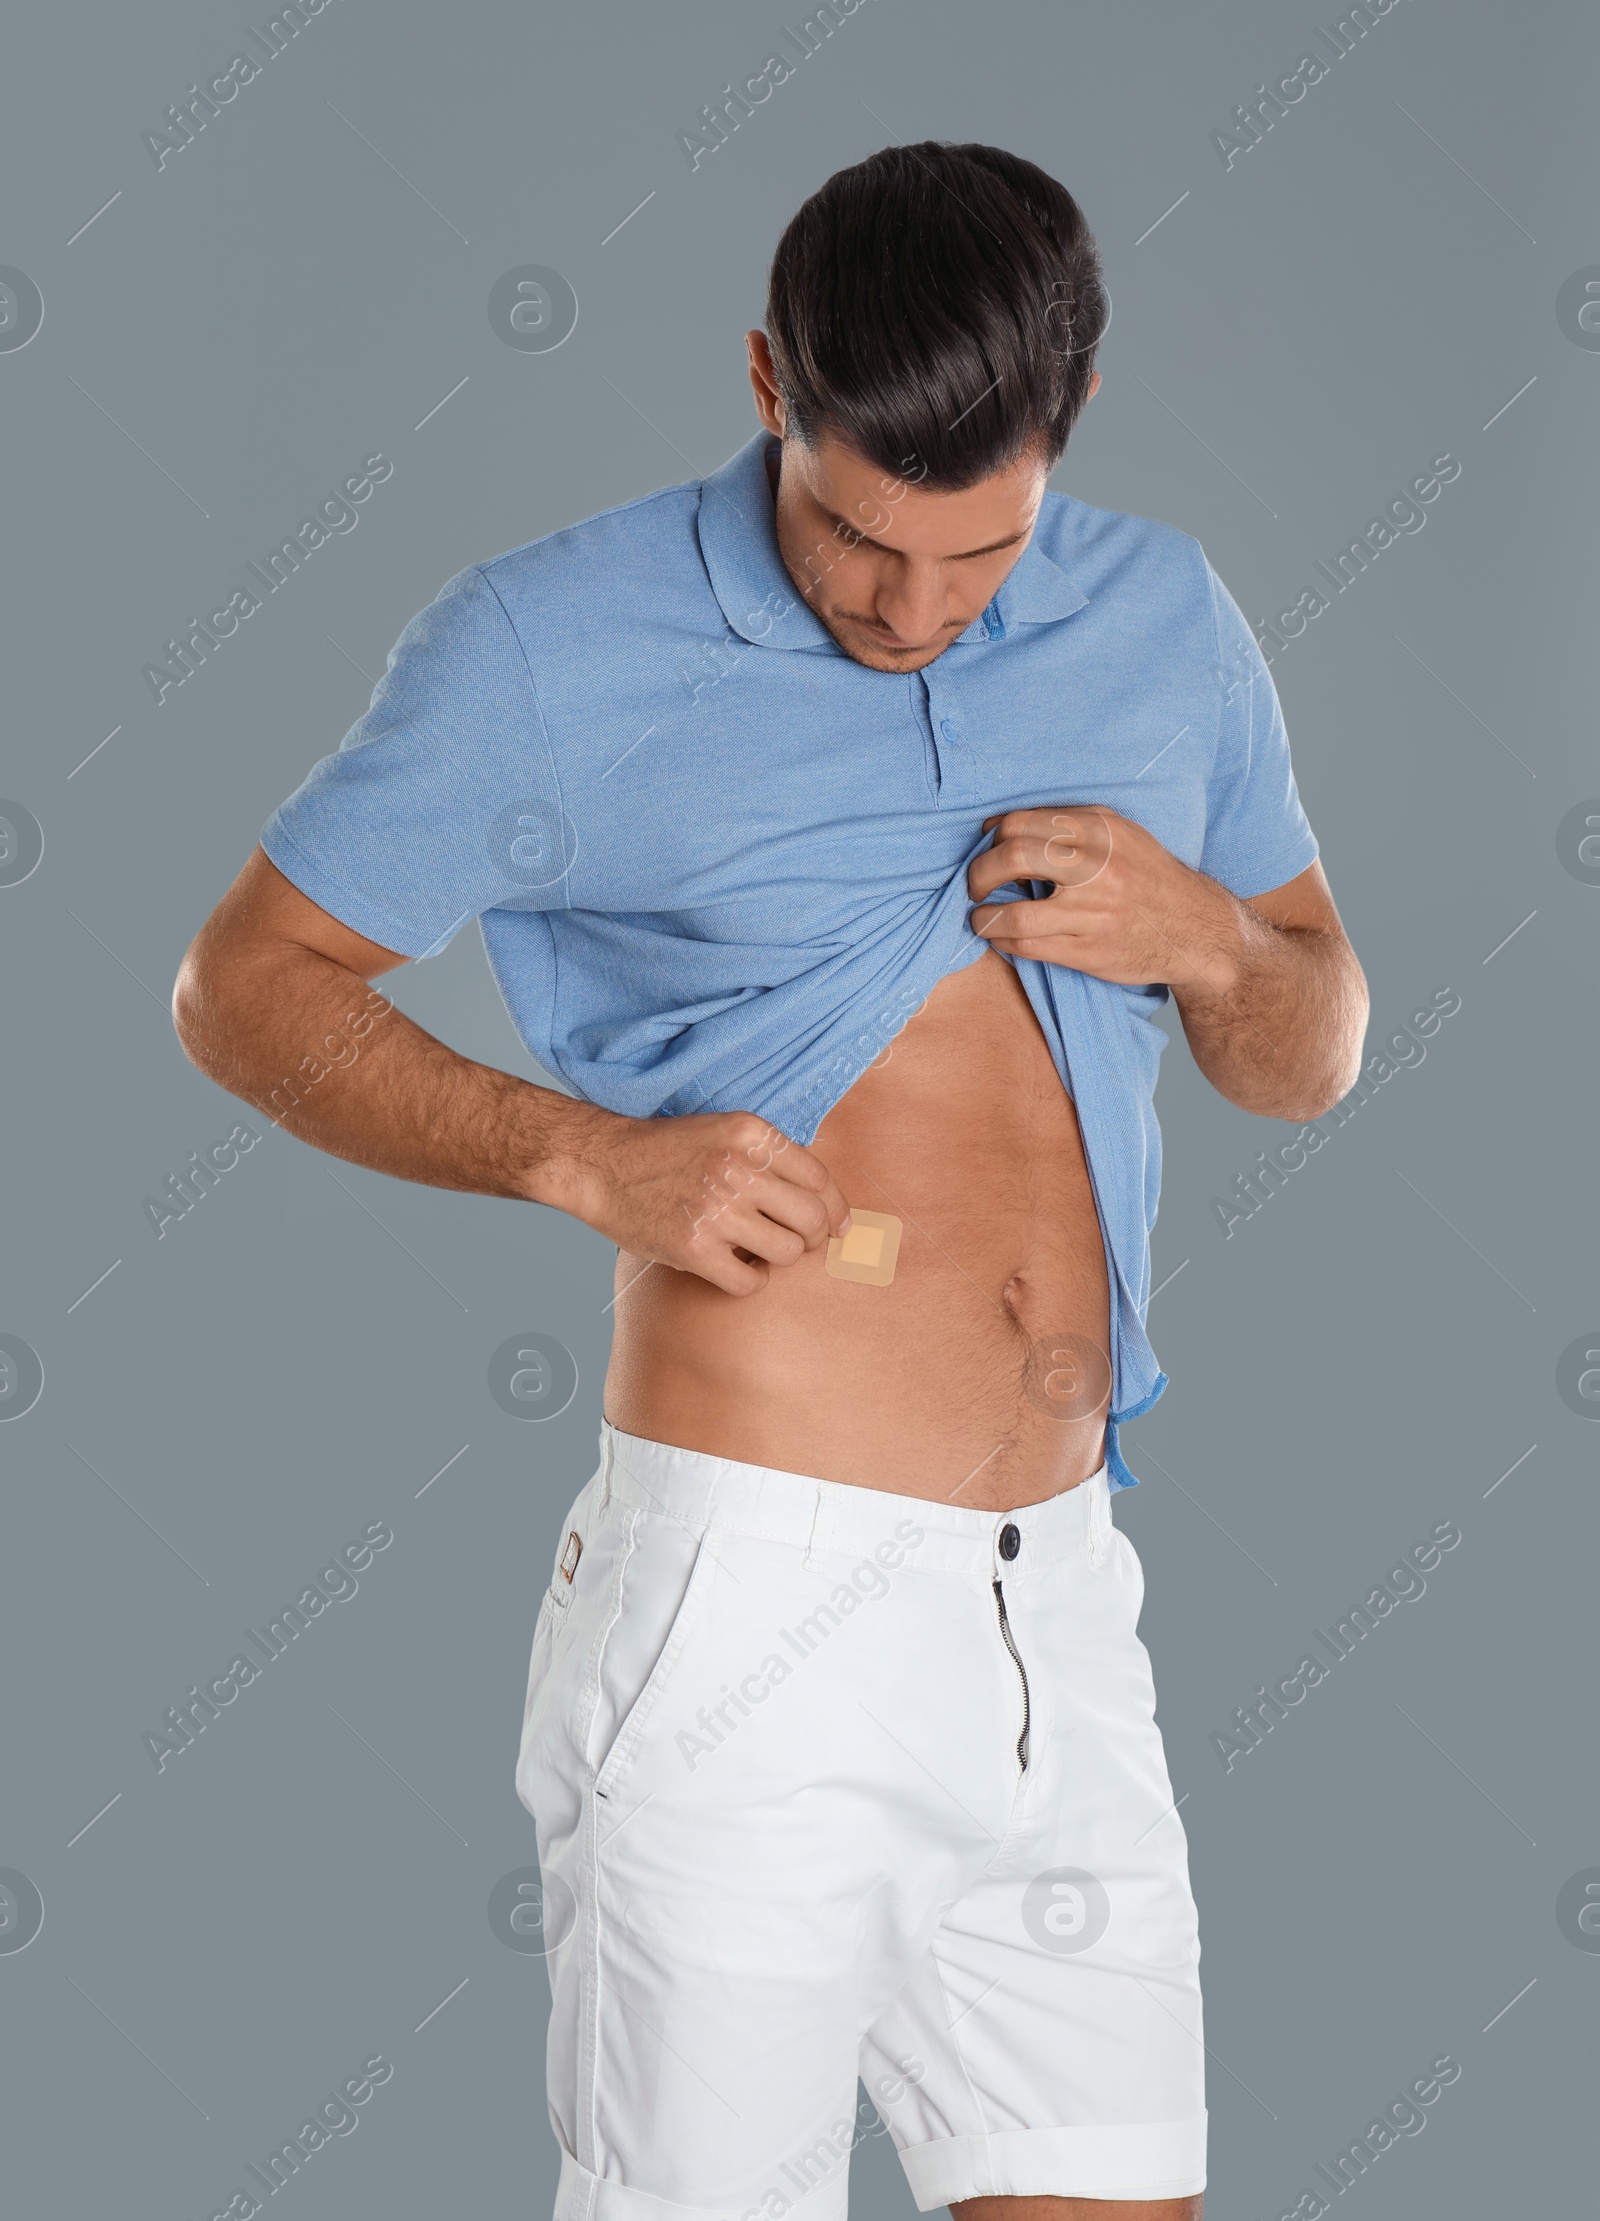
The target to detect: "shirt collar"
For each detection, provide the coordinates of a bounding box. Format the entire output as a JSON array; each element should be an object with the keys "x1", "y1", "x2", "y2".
[
  {"x1": 991, "y1": 529, "x2": 1090, "y2": 628},
  {"x1": 698, "y1": 433, "x2": 836, "y2": 651},
  {"x1": 697, "y1": 430, "x2": 1090, "y2": 652}
]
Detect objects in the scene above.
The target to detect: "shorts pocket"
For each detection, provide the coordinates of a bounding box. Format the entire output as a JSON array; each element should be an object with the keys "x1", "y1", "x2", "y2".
[
  {"x1": 524, "y1": 1576, "x2": 572, "y2": 1693},
  {"x1": 514, "y1": 1589, "x2": 564, "y2": 1818},
  {"x1": 514, "y1": 1469, "x2": 609, "y2": 1808},
  {"x1": 589, "y1": 1513, "x2": 717, "y2": 1802}
]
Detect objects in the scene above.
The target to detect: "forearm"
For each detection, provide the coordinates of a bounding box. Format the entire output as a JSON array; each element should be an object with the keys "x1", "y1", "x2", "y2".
[
  {"x1": 969, "y1": 814, "x2": 1368, "y2": 1122},
  {"x1": 172, "y1": 940, "x2": 602, "y2": 1208},
  {"x1": 1173, "y1": 898, "x2": 1368, "y2": 1120},
  {"x1": 173, "y1": 845, "x2": 847, "y2": 1296}
]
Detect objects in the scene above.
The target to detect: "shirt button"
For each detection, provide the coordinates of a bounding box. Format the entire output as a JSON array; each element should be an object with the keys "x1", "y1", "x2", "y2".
[
  {"x1": 940, "y1": 718, "x2": 957, "y2": 739},
  {"x1": 998, "y1": 1522, "x2": 1021, "y2": 1561}
]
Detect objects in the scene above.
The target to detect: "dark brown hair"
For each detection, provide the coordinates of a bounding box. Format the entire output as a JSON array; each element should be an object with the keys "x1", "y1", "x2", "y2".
[{"x1": 765, "y1": 142, "x2": 1107, "y2": 490}]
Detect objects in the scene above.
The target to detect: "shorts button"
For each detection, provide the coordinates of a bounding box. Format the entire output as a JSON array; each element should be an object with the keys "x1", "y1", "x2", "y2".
[{"x1": 998, "y1": 1522, "x2": 1021, "y2": 1561}]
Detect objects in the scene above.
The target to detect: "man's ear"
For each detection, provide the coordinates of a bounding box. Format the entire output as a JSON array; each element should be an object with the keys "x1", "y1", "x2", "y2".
[
  {"x1": 1086, "y1": 370, "x2": 1101, "y2": 402},
  {"x1": 746, "y1": 329, "x2": 787, "y2": 438}
]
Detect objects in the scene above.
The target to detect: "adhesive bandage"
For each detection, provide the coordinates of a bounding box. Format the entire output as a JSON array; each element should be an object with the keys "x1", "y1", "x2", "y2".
[{"x1": 825, "y1": 1209, "x2": 903, "y2": 1286}]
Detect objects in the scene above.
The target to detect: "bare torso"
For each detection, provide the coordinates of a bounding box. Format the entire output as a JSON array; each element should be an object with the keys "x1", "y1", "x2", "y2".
[{"x1": 604, "y1": 949, "x2": 1110, "y2": 1511}]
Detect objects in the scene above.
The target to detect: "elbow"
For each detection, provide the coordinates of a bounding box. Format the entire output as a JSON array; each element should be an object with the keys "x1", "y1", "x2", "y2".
[
  {"x1": 171, "y1": 935, "x2": 230, "y2": 1079},
  {"x1": 1289, "y1": 1077, "x2": 1357, "y2": 1124},
  {"x1": 1295, "y1": 1045, "x2": 1367, "y2": 1123},
  {"x1": 171, "y1": 942, "x2": 204, "y2": 1065},
  {"x1": 1292, "y1": 963, "x2": 1369, "y2": 1121},
  {"x1": 1254, "y1": 1013, "x2": 1371, "y2": 1124},
  {"x1": 1290, "y1": 1044, "x2": 1369, "y2": 1125}
]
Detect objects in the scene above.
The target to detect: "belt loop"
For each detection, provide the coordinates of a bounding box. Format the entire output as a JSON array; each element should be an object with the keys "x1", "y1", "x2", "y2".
[{"x1": 597, "y1": 1425, "x2": 614, "y2": 1512}]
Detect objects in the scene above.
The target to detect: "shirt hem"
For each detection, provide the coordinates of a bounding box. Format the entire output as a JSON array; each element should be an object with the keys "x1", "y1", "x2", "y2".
[
  {"x1": 1210, "y1": 829, "x2": 1321, "y2": 902},
  {"x1": 260, "y1": 817, "x2": 441, "y2": 960}
]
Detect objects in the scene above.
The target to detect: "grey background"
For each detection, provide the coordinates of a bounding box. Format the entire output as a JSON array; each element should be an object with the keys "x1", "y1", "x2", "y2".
[{"x1": 2, "y1": 0, "x2": 1594, "y2": 2214}]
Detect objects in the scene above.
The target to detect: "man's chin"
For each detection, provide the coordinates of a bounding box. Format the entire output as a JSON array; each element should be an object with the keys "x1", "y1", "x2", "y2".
[
  {"x1": 824, "y1": 618, "x2": 949, "y2": 672},
  {"x1": 849, "y1": 645, "x2": 939, "y2": 672}
]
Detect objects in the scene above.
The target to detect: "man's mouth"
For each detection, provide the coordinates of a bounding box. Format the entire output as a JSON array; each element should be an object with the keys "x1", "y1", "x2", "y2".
[{"x1": 841, "y1": 613, "x2": 948, "y2": 653}]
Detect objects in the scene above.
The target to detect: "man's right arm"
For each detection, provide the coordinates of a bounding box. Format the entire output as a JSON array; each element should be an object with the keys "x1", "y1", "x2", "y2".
[{"x1": 172, "y1": 848, "x2": 848, "y2": 1296}]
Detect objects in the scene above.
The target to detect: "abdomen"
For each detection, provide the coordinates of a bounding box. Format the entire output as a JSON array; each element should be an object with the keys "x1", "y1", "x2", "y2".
[{"x1": 605, "y1": 951, "x2": 1111, "y2": 1510}]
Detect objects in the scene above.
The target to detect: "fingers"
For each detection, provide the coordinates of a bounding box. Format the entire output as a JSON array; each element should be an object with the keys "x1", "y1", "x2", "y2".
[
  {"x1": 982, "y1": 805, "x2": 1120, "y2": 842},
  {"x1": 593, "y1": 1111, "x2": 853, "y2": 1298},
  {"x1": 672, "y1": 1116, "x2": 849, "y2": 1295},
  {"x1": 968, "y1": 810, "x2": 1113, "y2": 901},
  {"x1": 776, "y1": 1151, "x2": 852, "y2": 1238},
  {"x1": 724, "y1": 1203, "x2": 812, "y2": 1267},
  {"x1": 977, "y1": 807, "x2": 1097, "y2": 836},
  {"x1": 691, "y1": 1170, "x2": 834, "y2": 1261},
  {"x1": 716, "y1": 1116, "x2": 850, "y2": 1239},
  {"x1": 970, "y1": 898, "x2": 1026, "y2": 941},
  {"x1": 676, "y1": 1194, "x2": 810, "y2": 1295},
  {"x1": 970, "y1": 880, "x2": 1069, "y2": 936},
  {"x1": 744, "y1": 1170, "x2": 838, "y2": 1248},
  {"x1": 970, "y1": 904, "x2": 1074, "y2": 963},
  {"x1": 968, "y1": 842, "x2": 1047, "y2": 901},
  {"x1": 678, "y1": 1235, "x2": 770, "y2": 1297}
]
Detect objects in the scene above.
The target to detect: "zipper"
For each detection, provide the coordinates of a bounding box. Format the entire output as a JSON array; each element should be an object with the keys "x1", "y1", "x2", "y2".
[{"x1": 992, "y1": 1579, "x2": 1031, "y2": 1773}]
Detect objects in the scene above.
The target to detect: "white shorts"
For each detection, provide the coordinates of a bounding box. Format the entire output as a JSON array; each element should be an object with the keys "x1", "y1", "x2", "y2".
[{"x1": 515, "y1": 1424, "x2": 1206, "y2": 2217}]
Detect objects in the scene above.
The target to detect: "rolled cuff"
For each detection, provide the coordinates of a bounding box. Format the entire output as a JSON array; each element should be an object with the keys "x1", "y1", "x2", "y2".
[
  {"x1": 553, "y1": 2145, "x2": 850, "y2": 2221},
  {"x1": 899, "y1": 2114, "x2": 1208, "y2": 2209}
]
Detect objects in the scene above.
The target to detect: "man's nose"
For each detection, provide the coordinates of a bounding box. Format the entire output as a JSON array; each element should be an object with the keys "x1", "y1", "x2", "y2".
[{"x1": 873, "y1": 568, "x2": 948, "y2": 646}]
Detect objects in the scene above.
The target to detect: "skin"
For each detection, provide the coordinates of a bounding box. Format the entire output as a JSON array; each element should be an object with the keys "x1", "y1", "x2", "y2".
[
  {"x1": 743, "y1": 328, "x2": 1063, "y2": 674},
  {"x1": 175, "y1": 334, "x2": 1367, "y2": 2221},
  {"x1": 603, "y1": 341, "x2": 1365, "y2": 1511}
]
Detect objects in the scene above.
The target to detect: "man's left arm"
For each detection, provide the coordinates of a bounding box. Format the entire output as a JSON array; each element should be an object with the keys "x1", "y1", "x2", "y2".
[{"x1": 968, "y1": 806, "x2": 1368, "y2": 1122}]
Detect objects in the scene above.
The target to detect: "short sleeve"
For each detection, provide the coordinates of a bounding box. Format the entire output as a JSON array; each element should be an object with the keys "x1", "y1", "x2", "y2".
[
  {"x1": 261, "y1": 565, "x2": 573, "y2": 957},
  {"x1": 1198, "y1": 562, "x2": 1320, "y2": 899}
]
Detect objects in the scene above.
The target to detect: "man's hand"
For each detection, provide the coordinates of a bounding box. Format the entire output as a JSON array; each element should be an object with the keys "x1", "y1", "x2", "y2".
[
  {"x1": 967, "y1": 806, "x2": 1369, "y2": 1121},
  {"x1": 967, "y1": 806, "x2": 1242, "y2": 994},
  {"x1": 545, "y1": 1106, "x2": 851, "y2": 1298},
  {"x1": 174, "y1": 848, "x2": 846, "y2": 1297}
]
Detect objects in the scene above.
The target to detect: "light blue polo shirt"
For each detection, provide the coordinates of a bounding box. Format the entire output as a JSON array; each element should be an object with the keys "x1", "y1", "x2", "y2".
[{"x1": 263, "y1": 431, "x2": 1318, "y2": 1489}]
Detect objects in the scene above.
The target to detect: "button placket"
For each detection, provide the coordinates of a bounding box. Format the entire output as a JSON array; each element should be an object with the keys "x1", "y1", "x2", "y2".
[
  {"x1": 908, "y1": 671, "x2": 942, "y2": 804},
  {"x1": 923, "y1": 680, "x2": 978, "y2": 810}
]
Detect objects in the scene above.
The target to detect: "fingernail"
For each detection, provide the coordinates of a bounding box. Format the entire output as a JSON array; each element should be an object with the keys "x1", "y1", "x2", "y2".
[{"x1": 839, "y1": 1212, "x2": 853, "y2": 1232}]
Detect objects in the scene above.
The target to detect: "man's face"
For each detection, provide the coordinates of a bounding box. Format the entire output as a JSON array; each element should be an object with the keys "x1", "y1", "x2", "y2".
[{"x1": 747, "y1": 329, "x2": 1093, "y2": 674}]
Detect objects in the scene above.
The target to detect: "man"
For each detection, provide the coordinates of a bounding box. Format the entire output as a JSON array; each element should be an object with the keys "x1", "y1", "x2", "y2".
[{"x1": 176, "y1": 143, "x2": 1365, "y2": 2220}]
